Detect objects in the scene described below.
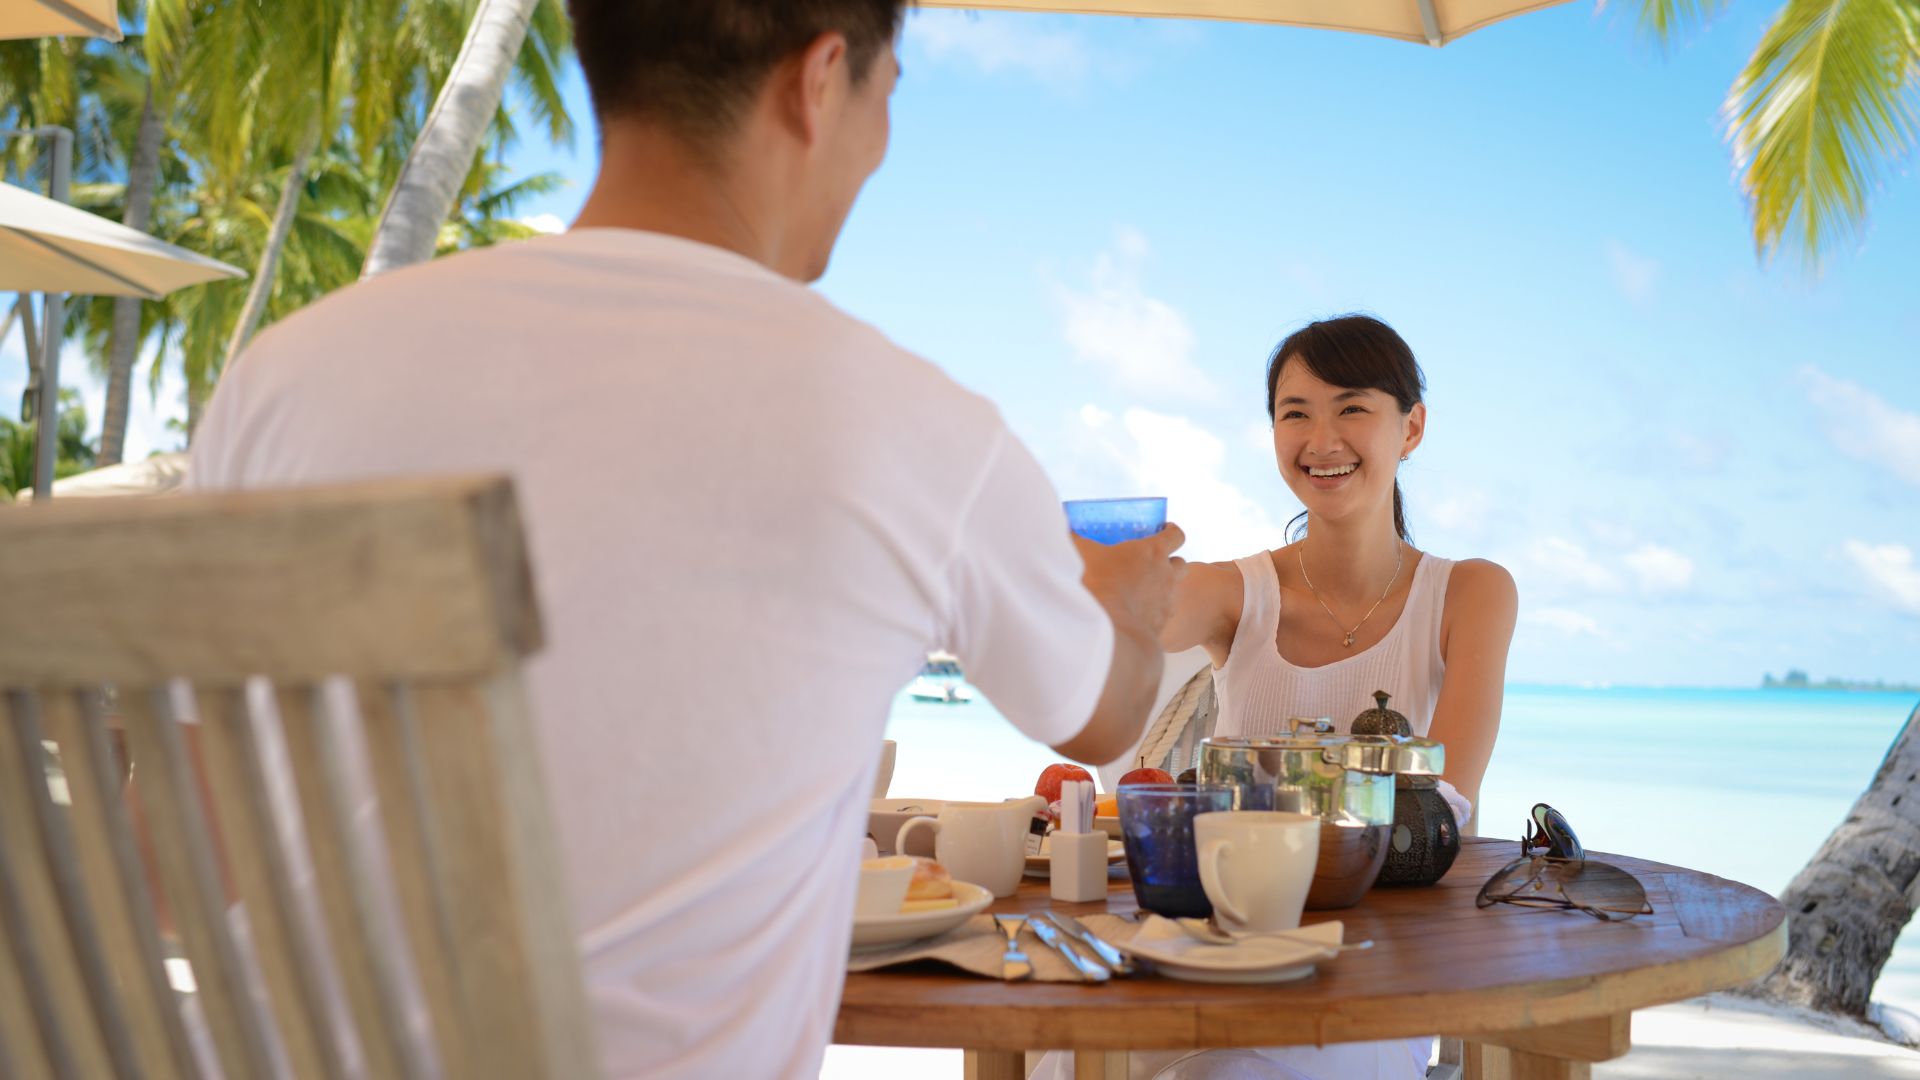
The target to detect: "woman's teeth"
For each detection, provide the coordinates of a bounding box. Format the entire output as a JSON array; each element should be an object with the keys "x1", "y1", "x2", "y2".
[{"x1": 1307, "y1": 463, "x2": 1358, "y2": 478}]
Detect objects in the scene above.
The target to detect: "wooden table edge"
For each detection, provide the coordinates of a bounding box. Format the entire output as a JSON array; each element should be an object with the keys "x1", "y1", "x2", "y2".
[{"x1": 833, "y1": 914, "x2": 1787, "y2": 1053}]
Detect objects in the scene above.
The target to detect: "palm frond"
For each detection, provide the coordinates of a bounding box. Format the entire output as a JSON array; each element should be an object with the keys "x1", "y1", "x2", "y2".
[
  {"x1": 1628, "y1": 0, "x2": 1733, "y2": 41},
  {"x1": 1725, "y1": 0, "x2": 1920, "y2": 262}
]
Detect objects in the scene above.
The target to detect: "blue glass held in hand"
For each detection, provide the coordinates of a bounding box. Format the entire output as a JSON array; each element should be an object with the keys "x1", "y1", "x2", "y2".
[
  {"x1": 1063, "y1": 497, "x2": 1168, "y2": 545},
  {"x1": 1117, "y1": 784, "x2": 1236, "y2": 919}
]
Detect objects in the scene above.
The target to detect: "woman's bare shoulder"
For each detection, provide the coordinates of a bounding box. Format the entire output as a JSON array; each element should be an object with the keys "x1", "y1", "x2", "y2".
[{"x1": 1442, "y1": 558, "x2": 1518, "y2": 618}]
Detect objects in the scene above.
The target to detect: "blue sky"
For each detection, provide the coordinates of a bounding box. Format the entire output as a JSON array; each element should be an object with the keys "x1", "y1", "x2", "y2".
[{"x1": 8, "y1": 2, "x2": 1917, "y2": 686}]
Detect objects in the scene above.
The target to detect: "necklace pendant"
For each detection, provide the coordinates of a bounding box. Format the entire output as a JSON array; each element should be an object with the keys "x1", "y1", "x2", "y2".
[{"x1": 1343, "y1": 632, "x2": 1356, "y2": 647}]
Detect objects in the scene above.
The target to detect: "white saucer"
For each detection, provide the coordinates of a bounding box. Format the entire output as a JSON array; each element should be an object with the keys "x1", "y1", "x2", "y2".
[
  {"x1": 849, "y1": 881, "x2": 992, "y2": 951},
  {"x1": 1120, "y1": 917, "x2": 1344, "y2": 984},
  {"x1": 1023, "y1": 838, "x2": 1126, "y2": 877}
]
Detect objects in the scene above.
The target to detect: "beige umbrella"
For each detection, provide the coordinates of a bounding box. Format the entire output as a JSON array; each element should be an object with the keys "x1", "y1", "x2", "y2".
[
  {"x1": 0, "y1": 0, "x2": 121, "y2": 41},
  {"x1": 0, "y1": 180, "x2": 243, "y2": 300},
  {"x1": 918, "y1": 0, "x2": 1571, "y2": 48},
  {"x1": 12, "y1": 452, "x2": 189, "y2": 503}
]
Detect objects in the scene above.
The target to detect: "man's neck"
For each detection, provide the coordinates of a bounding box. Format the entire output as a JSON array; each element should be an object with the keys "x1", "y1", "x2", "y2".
[{"x1": 572, "y1": 123, "x2": 791, "y2": 274}]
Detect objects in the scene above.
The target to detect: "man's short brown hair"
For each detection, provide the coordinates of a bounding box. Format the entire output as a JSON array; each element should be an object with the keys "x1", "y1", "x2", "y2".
[{"x1": 568, "y1": 1, "x2": 908, "y2": 142}]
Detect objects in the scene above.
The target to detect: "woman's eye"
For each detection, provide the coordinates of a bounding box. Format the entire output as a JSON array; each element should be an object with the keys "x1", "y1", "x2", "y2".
[
  {"x1": 1281, "y1": 410, "x2": 1307, "y2": 421},
  {"x1": 1341, "y1": 404, "x2": 1368, "y2": 415}
]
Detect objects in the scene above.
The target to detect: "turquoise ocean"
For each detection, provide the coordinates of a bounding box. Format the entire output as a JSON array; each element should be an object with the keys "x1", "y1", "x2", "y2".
[{"x1": 882, "y1": 683, "x2": 1920, "y2": 1011}]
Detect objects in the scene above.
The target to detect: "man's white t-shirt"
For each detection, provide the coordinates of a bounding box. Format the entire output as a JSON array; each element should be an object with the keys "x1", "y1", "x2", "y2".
[{"x1": 188, "y1": 230, "x2": 1113, "y2": 1078}]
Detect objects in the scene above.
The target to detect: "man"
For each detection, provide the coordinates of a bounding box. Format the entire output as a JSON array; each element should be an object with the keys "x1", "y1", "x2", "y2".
[{"x1": 190, "y1": 2, "x2": 1185, "y2": 1075}]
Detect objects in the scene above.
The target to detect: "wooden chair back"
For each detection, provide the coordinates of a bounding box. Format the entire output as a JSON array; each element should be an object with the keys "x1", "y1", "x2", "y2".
[{"x1": 0, "y1": 476, "x2": 598, "y2": 1079}]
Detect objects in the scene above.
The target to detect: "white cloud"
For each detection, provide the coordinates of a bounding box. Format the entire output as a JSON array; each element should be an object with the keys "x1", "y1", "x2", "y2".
[
  {"x1": 1057, "y1": 228, "x2": 1218, "y2": 402},
  {"x1": 1424, "y1": 488, "x2": 1493, "y2": 535},
  {"x1": 1605, "y1": 240, "x2": 1659, "y2": 304},
  {"x1": 1801, "y1": 366, "x2": 1920, "y2": 487},
  {"x1": 1074, "y1": 405, "x2": 1283, "y2": 562},
  {"x1": 1522, "y1": 537, "x2": 1621, "y2": 592},
  {"x1": 1241, "y1": 421, "x2": 1272, "y2": 455},
  {"x1": 519, "y1": 213, "x2": 566, "y2": 235},
  {"x1": 1524, "y1": 606, "x2": 1603, "y2": 636},
  {"x1": 906, "y1": 10, "x2": 1093, "y2": 84},
  {"x1": 1624, "y1": 543, "x2": 1694, "y2": 592},
  {"x1": 1842, "y1": 541, "x2": 1920, "y2": 615}
]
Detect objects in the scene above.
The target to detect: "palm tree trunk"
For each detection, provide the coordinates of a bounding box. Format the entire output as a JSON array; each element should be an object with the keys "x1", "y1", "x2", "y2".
[
  {"x1": 360, "y1": 0, "x2": 536, "y2": 279},
  {"x1": 1747, "y1": 699, "x2": 1920, "y2": 1016},
  {"x1": 98, "y1": 85, "x2": 165, "y2": 466},
  {"x1": 216, "y1": 122, "x2": 320, "y2": 384}
]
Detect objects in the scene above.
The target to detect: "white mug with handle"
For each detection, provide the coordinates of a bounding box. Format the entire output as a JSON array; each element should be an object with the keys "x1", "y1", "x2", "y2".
[
  {"x1": 895, "y1": 796, "x2": 1044, "y2": 898},
  {"x1": 1194, "y1": 811, "x2": 1321, "y2": 933}
]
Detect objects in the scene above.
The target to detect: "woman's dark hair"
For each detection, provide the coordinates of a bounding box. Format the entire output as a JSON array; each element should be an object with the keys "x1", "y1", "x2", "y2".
[
  {"x1": 569, "y1": 1, "x2": 908, "y2": 144},
  {"x1": 1265, "y1": 314, "x2": 1426, "y2": 544}
]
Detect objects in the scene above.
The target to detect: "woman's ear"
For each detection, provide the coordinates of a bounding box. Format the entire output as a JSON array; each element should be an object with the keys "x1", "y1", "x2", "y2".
[{"x1": 1402, "y1": 402, "x2": 1427, "y2": 458}]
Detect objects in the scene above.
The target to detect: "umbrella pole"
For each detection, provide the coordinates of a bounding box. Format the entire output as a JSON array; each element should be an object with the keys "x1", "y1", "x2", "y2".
[{"x1": 27, "y1": 125, "x2": 72, "y2": 503}]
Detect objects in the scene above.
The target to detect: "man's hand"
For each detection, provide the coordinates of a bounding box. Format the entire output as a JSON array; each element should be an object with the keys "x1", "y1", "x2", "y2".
[
  {"x1": 1052, "y1": 524, "x2": 1188, "y2": 765},
  {"x1": 1073, "y1": 525, "x2": 1187, "y2": 641}
]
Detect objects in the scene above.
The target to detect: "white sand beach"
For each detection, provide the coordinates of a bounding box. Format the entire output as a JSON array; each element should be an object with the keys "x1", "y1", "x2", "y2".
[{"x1": 822, "y1": 993, "x2": 1920, "y2": 1077}]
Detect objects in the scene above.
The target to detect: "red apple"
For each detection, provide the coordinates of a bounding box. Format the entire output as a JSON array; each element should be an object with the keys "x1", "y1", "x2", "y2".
[
  {"x1": 1034, "y1": 763, "x2": 1093, "y2": 804},
  {"x1": 1118, "y1": 767, "x2": 1174, "y2": 787}
]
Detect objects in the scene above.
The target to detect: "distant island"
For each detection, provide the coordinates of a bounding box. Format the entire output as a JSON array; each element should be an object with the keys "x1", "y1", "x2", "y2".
[{"x1": 1762, "y1": 669, "x2": 1920, "y2": 693}]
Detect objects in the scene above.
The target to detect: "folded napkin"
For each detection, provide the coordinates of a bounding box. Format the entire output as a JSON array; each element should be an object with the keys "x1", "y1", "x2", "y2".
[{"x1": 848, "y1": 913, "x2": 1145, "y2": 982}]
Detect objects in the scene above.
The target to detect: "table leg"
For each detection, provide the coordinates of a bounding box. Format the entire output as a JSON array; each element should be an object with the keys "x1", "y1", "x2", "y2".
[
  {"x1": 965, "y1": 1048, "x2": 1023, "y2": 1080},
  {"x1": 1462, "y1": 1042, "x2": 1590, "y2": 1080},
  {"x1": 1074, "y1": 1049, "x2": 1127, "y2": 1078}
]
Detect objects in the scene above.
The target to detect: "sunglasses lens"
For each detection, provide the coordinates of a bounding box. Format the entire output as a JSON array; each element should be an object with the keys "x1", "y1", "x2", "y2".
[
  {"x1": 1532, "y1": 804, "x2": 1583, "y2": 861},
  {"x1": 1549, "y1": 860, "x2": 1648, "y2": 919}
]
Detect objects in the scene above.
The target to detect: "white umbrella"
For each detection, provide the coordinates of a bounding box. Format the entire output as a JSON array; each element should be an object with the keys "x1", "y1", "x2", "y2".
[
  {"x1": 0, "y1": 0, "x2": 121, "y2": 41},
  {"x1": 12, "y1": 452, "x2": 189, "y2": 503},
  {"x1": 0, "y1": 181, "x2": 244, "y2": 300},
  {"x1": 918, "y1": 0, "x2": 1572, "y2": 48}
]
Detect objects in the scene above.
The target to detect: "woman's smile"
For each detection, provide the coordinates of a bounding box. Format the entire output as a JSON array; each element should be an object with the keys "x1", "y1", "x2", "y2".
[{"x1": 1303, "y1": 460, "x2": 1360, "y2": 490}]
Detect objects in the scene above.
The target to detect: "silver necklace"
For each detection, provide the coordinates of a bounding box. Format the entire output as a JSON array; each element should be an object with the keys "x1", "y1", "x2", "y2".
[{"x1": 1297, "y1": 543, "x2": 1403, "y2": 648}]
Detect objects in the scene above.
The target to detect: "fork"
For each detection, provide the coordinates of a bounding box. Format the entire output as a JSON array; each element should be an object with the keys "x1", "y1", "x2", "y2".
[{"x1": 992, "y1": 915, "x2": 1033, "y2": 981}]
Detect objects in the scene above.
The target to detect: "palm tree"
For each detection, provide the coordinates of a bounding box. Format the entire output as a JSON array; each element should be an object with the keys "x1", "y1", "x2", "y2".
[
  {"x1": 361, "y1": 0, "x2": 571, "y2": 277},
  {"x1": 1635, "y1": 0, "x2": 1920, "y2": 1020},
  {"x1": 1637, "y1": 0, "x2": 1920, "y2": 266}
]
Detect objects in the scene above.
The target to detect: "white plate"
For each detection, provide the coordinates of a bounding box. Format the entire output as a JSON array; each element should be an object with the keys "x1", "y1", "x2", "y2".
[
  {"x1": 1120, "y1": 917, "x2": 1344, "y2": 984},
  {"x1": 1023, "y1": 838, "x2": 1126, "y2": 877},
  {"x1": 849, "y1": 881, "x2": 993, "y2": 951}
]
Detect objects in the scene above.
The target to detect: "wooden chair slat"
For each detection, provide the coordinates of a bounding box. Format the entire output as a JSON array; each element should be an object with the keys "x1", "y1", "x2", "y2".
[
  {"x1": 361, "y1": 681, "x2": 472, "y2": 1078},
  {"x1": 412, "y1": 675, "x2": 597, "y2": 1080},
  {"x1": 0, "y1": 476, "x2": 540, "y2": 686},
  {"x1": 9, "y1": 692, "x2": 143, "y2": 1078},
  {"x1": 0, "y1": 772, "x2": 66, "y2": 1080},
  {"x1": 0, "y1": 692, "x2": 117, "y2": 1079},
  {"x1": 42, "y1": 689, "x2": 199, "y2": 1080},
  {"x1": 120, "y1": 686, "x2": 278, "y2": 1079},
  {"x1": 194, "y1": 686, "x2": 345, "y2": 1080},
  {"x1": 274, "y1": 685, "x2": 428, "y2": 1080}
]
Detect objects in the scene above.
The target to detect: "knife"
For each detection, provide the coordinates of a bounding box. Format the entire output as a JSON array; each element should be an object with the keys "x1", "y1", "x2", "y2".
[
  {"x1": 1040, "y1": 911, "x2": 1135, "y2": 975},
  {"x1": 1025, "y1": 912, "x2": 1110, "y2": 983}
]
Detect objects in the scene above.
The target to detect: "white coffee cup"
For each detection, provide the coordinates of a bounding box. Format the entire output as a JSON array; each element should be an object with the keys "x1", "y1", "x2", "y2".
[
  {"x1": 895, "y1": 796, "x2": 1043, "y2": 898},
  {"x1": 872, "y1": 739, "x2": 897, "y2": 799},
  {"x1": 1194, "y1": 811, "x2": 1321, "y2": 933}
]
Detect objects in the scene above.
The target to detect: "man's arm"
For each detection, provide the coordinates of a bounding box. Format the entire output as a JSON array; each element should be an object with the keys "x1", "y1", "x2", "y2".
[{"x1": 1051, "y1": 526, "x2": 1187, "y2": 764}]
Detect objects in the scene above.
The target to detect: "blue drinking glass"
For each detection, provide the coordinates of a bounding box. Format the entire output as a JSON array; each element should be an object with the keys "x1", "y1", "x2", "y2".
[
  {"x1": 1116, "y1": 784, "x2": 1236, "y2": 918},
  {"x1": 1063, "y1": 497, "x2": 1168, "y2": 546}
]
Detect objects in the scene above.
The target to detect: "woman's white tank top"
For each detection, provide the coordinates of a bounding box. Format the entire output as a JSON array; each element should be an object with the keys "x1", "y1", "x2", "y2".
[{"x1": 1213, "y1": 550, "x2": 1454, "y2": 737}]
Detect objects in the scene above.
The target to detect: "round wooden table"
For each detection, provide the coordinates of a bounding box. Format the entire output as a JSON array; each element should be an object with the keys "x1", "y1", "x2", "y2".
[{"x1": 834, "y1": 837, "x2": 1785, "y2": 1079}]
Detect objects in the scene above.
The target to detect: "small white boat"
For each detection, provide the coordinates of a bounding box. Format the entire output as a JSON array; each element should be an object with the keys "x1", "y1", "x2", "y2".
[{"x1": 908, "y1": 652, "x2": 975, "y2": 704}]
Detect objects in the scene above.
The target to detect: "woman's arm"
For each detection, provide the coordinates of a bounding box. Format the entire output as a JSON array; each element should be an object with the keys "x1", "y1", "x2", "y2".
[
  {"x1": 1156, "y1": 560, "x2": 1243, "y2": 666},
  {"x1": 1428, "y1": 559, "x2": 1519, "y2": 824}
]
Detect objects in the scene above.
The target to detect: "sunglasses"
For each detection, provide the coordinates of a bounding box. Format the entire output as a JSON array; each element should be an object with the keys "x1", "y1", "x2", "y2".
[{"x1": 1475, "y1": 803, "x2": 1653, "y2": 922}]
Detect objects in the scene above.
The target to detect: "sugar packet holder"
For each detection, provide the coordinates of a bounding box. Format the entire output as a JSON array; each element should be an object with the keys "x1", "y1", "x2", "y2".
[{"x1": 1051, "y1": 780, "x2": 1106, "y2": 902}]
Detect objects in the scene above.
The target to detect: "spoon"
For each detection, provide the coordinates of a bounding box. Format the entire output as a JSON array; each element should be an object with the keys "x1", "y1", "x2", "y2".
[{"x1": 1172, "y1": 917, "x2": 1374, "y2": 953}]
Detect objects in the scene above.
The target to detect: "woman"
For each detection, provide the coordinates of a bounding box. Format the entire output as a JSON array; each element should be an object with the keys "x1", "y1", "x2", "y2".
[
  {"x1": 1039, "y1": 315, "x2": 1516, "y2": 1080},
  {"x1": 1166, "y1": 313, "x2": 1515, "y2": 818}
]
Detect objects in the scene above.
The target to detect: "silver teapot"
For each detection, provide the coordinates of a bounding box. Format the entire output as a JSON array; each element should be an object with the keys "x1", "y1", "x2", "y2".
[{"x1": 1197, "y1": 719, "x2": 1443, "y2": 909}]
